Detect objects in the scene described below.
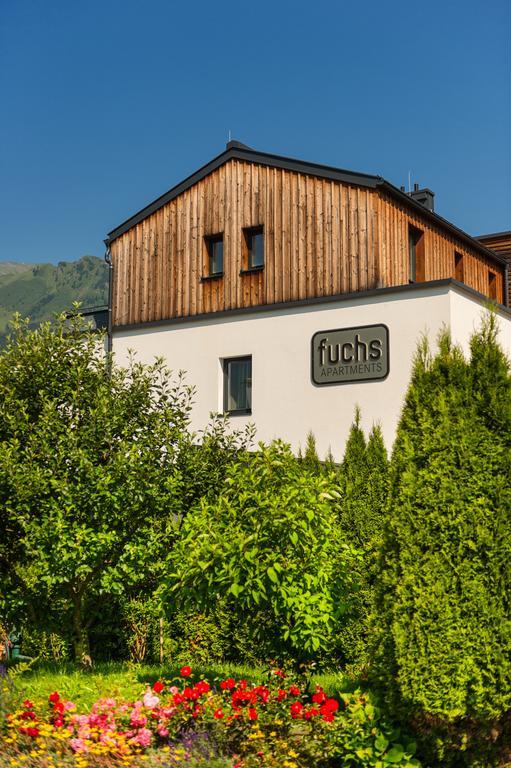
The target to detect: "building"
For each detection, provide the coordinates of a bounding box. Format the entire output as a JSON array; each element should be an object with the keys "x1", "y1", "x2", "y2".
[{"x1": 105, "y1": 142, "x2": 511, "y2": 456}]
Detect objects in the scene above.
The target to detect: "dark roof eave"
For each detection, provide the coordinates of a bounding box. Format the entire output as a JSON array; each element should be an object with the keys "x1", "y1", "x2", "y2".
[{"x1": 476, "y1": 230, "x2": 511, "y2": 241}]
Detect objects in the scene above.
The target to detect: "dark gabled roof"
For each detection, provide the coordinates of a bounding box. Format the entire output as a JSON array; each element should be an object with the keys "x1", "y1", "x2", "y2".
[
  {"x1": 105, "y1": 142, "x2": 506, "y2": 268},
  {"x1": 476, "y1": 230, "x2": 511, "y2": 241}
]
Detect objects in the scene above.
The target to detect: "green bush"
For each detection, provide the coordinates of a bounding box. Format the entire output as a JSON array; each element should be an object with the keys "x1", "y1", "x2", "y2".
[
  {"x1": 166, "y1": 441, "x2": 361, "y2": 665},
  {"x1": 373, "y1": 315, "x2": 511, "y2": 765}
]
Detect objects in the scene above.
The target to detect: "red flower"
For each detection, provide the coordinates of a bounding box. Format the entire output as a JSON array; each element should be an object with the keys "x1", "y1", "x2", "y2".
[
  {"x1": 273, "y1": 669, "x2": 286, "y2": 679},
  {"x1": 195, "y1": 680, "x2": 211, "y2": 695},
  {"x1": 23, "y1": 700, "x2": 34, "y2": 709},
  {"x1": 183, "y1": 686, "x2": 199, "y2": 701},
  {"x1": 312, "y1": 687, "x2": 327, "y2": 705},
  {"x1": 153, "y1": 681, "x2": 165, "y2": 693},
  {"x1": 20, "y1": 711, "x2": 36, "y2": 721},
  {"x1": 53, "y1": 716, "x2": 64, "y2": 728},
  {"x1": 248, "y1": 707, "x2": 258, "y2": 721},
  {"x1": 290, "y1": 701, "x2": 303, "y2": 719},
  {"x1": 213, "y1": 708, "x2": 224, "y2": 719},
  {"x1": 276, "y1": 689, "x2": 287, "y2": 702},
  {"x1": 49, "y1": 692, "x2": 60, "y2": 704},
  {"x1": 320, "y1": 698, "x2": 339, "y2": 715},
  {"x1": 180, "y1": 665, "x2": 192, "y2": 678},
  {"x1": 288, "y1": 685, "x2": 301, "y2": 696},
  {"x1": 24, "y1": 727, "x2": 40, "y2": 738},
  {"x1": 220, "y1": 678, "x2": 236, "y2": 690},
  {"x1": 53, "y1": 701, "x2": 65, "y2": 714}
]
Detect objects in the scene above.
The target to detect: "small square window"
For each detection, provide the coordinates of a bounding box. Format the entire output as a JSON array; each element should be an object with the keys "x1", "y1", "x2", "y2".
[
  {"x1": 454, "y1": 252, "x2": 464, "y2": 282},
  {"x1": 244, "y1": 227, "x2": 264, "y2": 270},
  {"x1": 223, "y1": 356, "x2": 252, "y2": 414},
  {"x1": 408, "y1": 225, "x2": 424, "y2": 282},
  {"x1": 206, "y1": 234, "x2": 223, "y2": 276},
  {"x1": 488, "y1": 270, "x2": 497, "y2": 300}
]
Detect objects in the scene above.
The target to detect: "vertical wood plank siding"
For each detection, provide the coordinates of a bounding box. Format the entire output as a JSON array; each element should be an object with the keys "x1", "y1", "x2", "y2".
[
  {"x1": 110, "y1": 159, "x2": 505, "y2": 327},
  {"x1": 476, "y1": 232, "x2": 511, "y2": 305}
]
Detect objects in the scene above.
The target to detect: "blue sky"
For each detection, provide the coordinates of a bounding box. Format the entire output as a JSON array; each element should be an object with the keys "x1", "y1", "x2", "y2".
[{"x1": 1, "y1": 0, "x2": 509, "y2": 264}]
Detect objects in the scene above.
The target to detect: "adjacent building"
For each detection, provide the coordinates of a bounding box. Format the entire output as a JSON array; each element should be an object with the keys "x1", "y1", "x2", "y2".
[{"x1": 105, "y1": 142, "x2": 511, "y2": 456}]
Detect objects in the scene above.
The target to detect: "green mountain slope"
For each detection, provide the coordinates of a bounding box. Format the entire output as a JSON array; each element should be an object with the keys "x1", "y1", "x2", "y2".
[{"x1": 0, "y1": 255, "x2": 108, "y2": 343}]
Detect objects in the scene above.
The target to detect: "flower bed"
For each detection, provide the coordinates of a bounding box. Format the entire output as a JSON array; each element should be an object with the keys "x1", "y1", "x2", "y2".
[{"x1": 1, "y1": 667, "x2": 420, "y2": 767}]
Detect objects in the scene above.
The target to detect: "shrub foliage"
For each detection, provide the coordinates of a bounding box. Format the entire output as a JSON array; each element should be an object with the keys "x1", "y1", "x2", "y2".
[
  {"x1": 373, "y1": 315, "x2": 511, "y2": 762},
  {"x1": 167, "y1": 441, "x2": 360, "y2": 663}
]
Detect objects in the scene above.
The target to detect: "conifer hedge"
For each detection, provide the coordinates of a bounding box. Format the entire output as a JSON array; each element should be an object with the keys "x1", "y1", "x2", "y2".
[{"x1": 373, "y1": 315, "x2": 511, "y2": 764}]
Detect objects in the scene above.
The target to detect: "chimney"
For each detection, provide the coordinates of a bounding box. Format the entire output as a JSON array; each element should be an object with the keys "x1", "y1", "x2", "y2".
[{"x1": 408, "y1": 183, "x2": 435, "y2": 212}]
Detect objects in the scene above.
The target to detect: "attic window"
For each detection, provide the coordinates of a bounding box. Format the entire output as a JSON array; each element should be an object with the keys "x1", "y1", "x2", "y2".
[
  {"x1": 408, "y1": 225, "x2": 425, "y2": 283},
  {"x1": 454, "y1": 252, "x2": 464, "y2": 282},
  {"x1": 205, "y1": 234, "x2": 223, "y2": 277},
  {"x1": 242, "y1": 226, "x2": 264, "y2": 272},
  {"x1": 488, "y1": 270, "x2": 498, "y2": 301}
]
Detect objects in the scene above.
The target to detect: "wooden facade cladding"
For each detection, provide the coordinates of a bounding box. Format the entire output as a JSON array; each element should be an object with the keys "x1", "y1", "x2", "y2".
[
  {"x1": 476, "y1": 231, "x2": 511, "y2": 306},
  {"x1": 109, "y1": 158, "x2": 505, "y2": 328}
]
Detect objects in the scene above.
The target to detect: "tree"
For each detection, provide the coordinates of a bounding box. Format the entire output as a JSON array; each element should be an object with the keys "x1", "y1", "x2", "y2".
[
  {"x1": 0, "y1": 313, "x2": 251, "y2": 660},
  {"x1": 166, "y1": 441, "x2": 359, "y2": 663},
  {"x1": 372, "y1": 317, "x2": 511, "y2": 763},
  {"x1": 335, "y1": 411, "x2": 388, "y2": 670},
  {"x1": 302, "y1": 430, "x2": 322, "y2": 474}
]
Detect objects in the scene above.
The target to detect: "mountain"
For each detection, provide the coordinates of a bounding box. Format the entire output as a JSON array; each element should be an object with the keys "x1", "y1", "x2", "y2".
[{"x1": 0, "y1": 255, "x2": 109, "y2": 344}]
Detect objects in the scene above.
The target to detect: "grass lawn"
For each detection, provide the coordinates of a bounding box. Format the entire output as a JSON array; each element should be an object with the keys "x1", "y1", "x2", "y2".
[{"x1": 5, "y1": 660, "x2": 352, "y2": 711}]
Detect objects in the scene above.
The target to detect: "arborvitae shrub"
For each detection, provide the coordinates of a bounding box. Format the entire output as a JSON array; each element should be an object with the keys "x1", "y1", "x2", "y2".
[
  {"x1": 336, "y1": 410, "x2": 389, "y2": 671},
  {"x1": 302, "y1": 430, "x2": 322, "y2": 474},
  {"x1": 373, "y1": 317, "x2": 511, "y2": 765}
]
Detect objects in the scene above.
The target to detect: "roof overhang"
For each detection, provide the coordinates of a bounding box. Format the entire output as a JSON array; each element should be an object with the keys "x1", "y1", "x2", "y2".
[{"x1": 105, "y1": 145, "x2": 506, "y2": 269}]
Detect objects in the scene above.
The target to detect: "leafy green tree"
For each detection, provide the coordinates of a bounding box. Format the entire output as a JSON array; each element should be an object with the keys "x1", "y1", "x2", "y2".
[
  {"x1": 166, "y1": 441, "x2": 359, "y2": 663},
  {"x1": 373, "y1": 317, "x2": 511, "y2": 763},
  {"x1": 0, "y1": 313, "x2": 251, "y2": 660}
]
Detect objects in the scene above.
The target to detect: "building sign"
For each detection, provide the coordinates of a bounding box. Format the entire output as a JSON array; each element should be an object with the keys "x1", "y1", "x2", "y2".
[{"x1": 311, "y1": 324, "x2": 389, "y2": 385}]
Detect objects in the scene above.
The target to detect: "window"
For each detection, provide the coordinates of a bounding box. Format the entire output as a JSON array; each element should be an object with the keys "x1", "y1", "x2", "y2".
[
  {"x1": 409, "y1": 225, "x2": 425, "y2": 282},
  {"x1": 223, "y1": 356, "x2": 252, "y2": 414},
  {"x1": 454, "y1": 252, "x2": 464, "y2": 282},
  {"x1": 205, "y1": 234, "x2": 223, "y2": 277},
  {"x1": 243, "y1": 226, "x2": 264, "y2": 271},
  {"x1": 488, "y1": 270, "x2": 497, "y2": 301}
]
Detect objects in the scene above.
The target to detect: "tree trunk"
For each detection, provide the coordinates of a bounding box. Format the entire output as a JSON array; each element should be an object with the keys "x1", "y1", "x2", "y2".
[{"x1": 72, "y1": 590, "x2": 90, "y2": 663}]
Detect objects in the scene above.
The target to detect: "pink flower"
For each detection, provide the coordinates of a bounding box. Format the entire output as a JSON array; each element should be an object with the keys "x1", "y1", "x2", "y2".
[
  {"x1": 69, "y1": 738, "x2": 88, "y2": 753},
  {"x1": 133, "y1": 727, "x2": 152, "y2": 747},
  {"x1": 157, "y1": 725, "x2": 169, "y2": 738},
  {"x1": 64, "y1": 700, "x2": 76, "y2": 711},
  {"x1": 130, "y1": 712, "x2": 148, "y2": 728},
  {"x1": 143, "y1": 690, "x2": 160, "y2": 708}
]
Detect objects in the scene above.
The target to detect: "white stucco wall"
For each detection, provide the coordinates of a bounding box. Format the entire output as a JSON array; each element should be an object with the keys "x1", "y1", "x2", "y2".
[{"x1": 112, "y1": 285, "x2": 511, "y2": 460}]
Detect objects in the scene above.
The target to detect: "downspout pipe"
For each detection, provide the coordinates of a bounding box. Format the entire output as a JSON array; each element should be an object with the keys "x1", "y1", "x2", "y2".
[{"x1": 103, "y1": 240, "x2": 113, "y2": 356}]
